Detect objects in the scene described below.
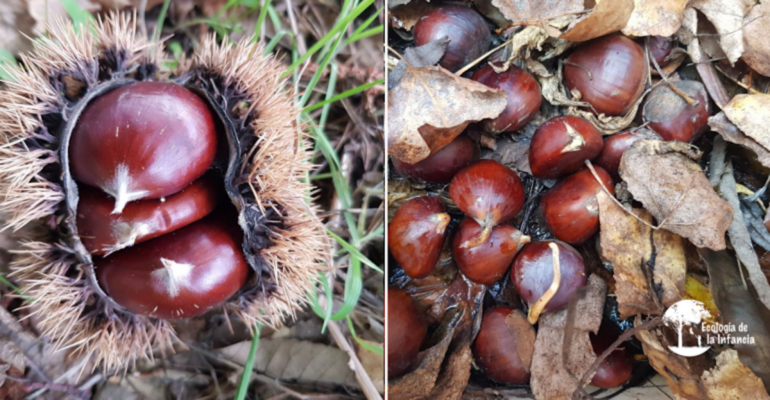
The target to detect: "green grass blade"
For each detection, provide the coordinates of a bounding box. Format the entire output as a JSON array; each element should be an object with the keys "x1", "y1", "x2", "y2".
[
  {"x1": 327, "y1": 230, "x2": 382, "y2": 273},
  {"x1": 331, "y1": 257, "x2": 362, "y2": 320},
  {"x1": 304, "y1": 79, "x2": 382, "y2": 113},
  {"x1": 59, "y1": 0, "x2": 95, "y2": 32},
  {"x1": 347, "y1": 316, "x2": 383, "y2": 354},
  {"x1": 344, "y1": 25, "x2": 383, "y2": 45},
  {"x1": 234, "y1": 323, "x2": 262, "y2": 400},
  {"x1": 0, "y1": 50, "x2": 18, "y2": 81},
  {"x1": 153, "y1": 0, "x2": 172, "y2": 43},
  {"x1": 252, "y1": 0, "x2": 274, "y2": 42},
  {"x1": 263, "y1": 30, "x2": 290, "y2": 54},
  {"x1": 350, "y1": 7, "x2": 382, "y2": 37}
]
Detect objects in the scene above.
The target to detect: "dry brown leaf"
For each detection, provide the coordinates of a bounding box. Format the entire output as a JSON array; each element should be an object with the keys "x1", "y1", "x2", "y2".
[
  {"x1": 489, "y1": 0, "x2": 583, "y2": 27},
  {"x1": 702, "y1": 350, "x2": 770, "y2": 399},
  {"x1": 530, "y1": 275, "x2": 606, "y2": 400},
  {"x1": 424, "y1": 341, "x2": 473, "y2": 400},
  {"x1": 597, "y1": 191, "x2": 686, "y2": 318},
  {"x1": 525, "y1": 59, "x2": 590, "y2": 108},
  {"x1": 688, "y1": 0, "x2": 754, "y2": 64},
  {"x1": 355, "y1": 340, "x2": 385, "y2": 394},
  {"x1": 622, "y1": 0, "x2": 689, "y2": 37},
  {"x1": 504, "y1": 309, "x2": 536, "y2": 372},
  {"x1": 619, "y1": 140, "x2": 733, "y2": 250},
  {"x1": 388, "y1": 65, "x2": 507, "y2": 164},
  {"x1": 559, "y1": 0, "x2": 634, "y2": 42},
  {"x1": 0, "y1": 0, "x2": 35, "y2": 55},
  {"x1": 710, "y1": 111, "x2": 770, "y2": 170},
  {"x1": 219, "y1": 338, "x2": 358, "y2": 388},
  {"x1": 743, "y1": 2, "x2": 770, "y2": 77},
  {"x1": 404, "y1": 38, "x2": 450, "y2": 68},
  {"x1": 722, "y1": 94, "x2": 770, "y2": 150},
  {"x1": 389, "y1": 1, "x2": 436, "y2": 31}
]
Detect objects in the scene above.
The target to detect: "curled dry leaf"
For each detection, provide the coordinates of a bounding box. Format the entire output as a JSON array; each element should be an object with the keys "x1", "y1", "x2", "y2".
[
  {"x1": 489, "y1": 0, "x2": 583, "y2": 31},
  {"x1": 619, "y1": 140, "x2": 733, "y2": 250},
  {"x1": 702, "y1": 350, "x2": 770, "y2": 400},
  {"x1": 743, "y1": 2, "x2": 770, "y2": 77},
  {"x1": 709, "y1": 112, "x2": 770, "y2": 169},
  {"x1": 530, "y1": 275, "x2": 606, "y2": 400},
  {"x1": 491, "y1": 26, "x2": 551, "y2": 73},
  {"x1": 389, "y1": 1, "x2": 436, "y2": 31},
  {"x1": 597, "y1": 191, "x2": 685, "y2": 318},
  {"x1": 622, "y1": 0, "x2": 689, "y2": 37},
  {"x1": 559, "y1": 0, "x2": 634, "y2": 42},
  {"x1": 722, "y1": 94, "x2": 770, "y2": 150},
  {"x1": 404, "y1": 37, "x2": 450, "y2": 68},
  {"x1": 688, "y1": 0, "x2": 753, "y2": 64},
  {"x1": 388, "y1": 65, "x2": 507, "y2": 164}
]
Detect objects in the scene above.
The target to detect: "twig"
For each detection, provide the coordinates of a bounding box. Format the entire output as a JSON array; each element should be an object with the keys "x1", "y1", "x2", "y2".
[
  {"x1": 528, "y1": 242, "x2": 562, "y2": 324},
  {"x1": 455, "y1": 36, "x2": 516, "y2": 76},
  {"x1": 584, "y1": 160, "x2": 658, "y2": 231},
  {"x1": 646, "y1": 38, "x2": 697, "y2": 106},
  {"x1": 327, "y1": 321, "x2": 382, "y2": 400},
  {"x1": 714, "y1": 64, "x2": 763, "y2": 94}
]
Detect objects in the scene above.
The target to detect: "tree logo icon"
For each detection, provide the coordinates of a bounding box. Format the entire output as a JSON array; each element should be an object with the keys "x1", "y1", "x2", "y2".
[{"x1": 662, "y1": 299, "x2": 712, "y2": 357}]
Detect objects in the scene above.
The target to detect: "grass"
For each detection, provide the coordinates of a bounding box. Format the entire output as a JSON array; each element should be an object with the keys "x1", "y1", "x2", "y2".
[{"x1": 0, "y1": 0, "x2": 384, "y2": 396}]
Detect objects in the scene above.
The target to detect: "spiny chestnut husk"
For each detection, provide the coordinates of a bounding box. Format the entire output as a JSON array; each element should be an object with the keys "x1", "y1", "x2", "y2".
[{"x1": 0, "y1": 15, "x2": 329, "y2": 370}]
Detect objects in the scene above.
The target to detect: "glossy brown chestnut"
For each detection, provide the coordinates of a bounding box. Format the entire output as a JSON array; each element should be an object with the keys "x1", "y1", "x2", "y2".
[
  {"x1": 642, "y1": 80, "x2": 710, "y2": 142},
  {"x1": 388, "y1": 287, "x2": 427, "y2": 378},
  {"x1": 512, "y1": 241, "x2": 587, "y2": 315},
  {"x1": 590, "y1": 325, "x2": 634, "y2": 388},
  {"x1": 471, "y1": 64, "x2": 542, "y2": 133},
  {"x1": 392, "y1": 135, "x2": 476, "y2": 184},
  {"x1": 388, "y1": 196, "x2": 450, "y2": 278},
  {"x1": 648, "y1": 35, "x2": 674, "y2": 68},
  {"x1": 541, "y1": 167, "x2": 614, "y2": 245},
  {"x1": 96, "y1": 214, "x2": 249, "y2": 320},
  {"x1": 453, "y1": 218, "x2": 530, "y2": 284},
  {"x1": 529, "y1": 115, "x2": 603, "y2": 179},
  {"x1": 77, "y1": 174, "x2": 220, "y2": 255},
  {"x1": 473, "y1": 306, "x2": 532, "y2": 384},
  {"x1": 594, "y1": 132, "x2": 640, "y2": 182},
  {"x1": 564, "y1": 35, "x2": 648, "y2": 116},
  {"x1": 70, "y1": 81, "x2": 218, "y2": 214},
  {"x1": 449, "y1": 160, "x2": 525, "y2": 248},
  {"x1": 413, "y1": 6, "x2": 491, "y2": 72}
]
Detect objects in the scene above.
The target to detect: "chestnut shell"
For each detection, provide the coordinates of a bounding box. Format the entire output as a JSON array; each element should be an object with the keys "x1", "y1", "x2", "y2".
[
  {"x1": 413, "y1": 6, "x2": 492, "y2": 72},
  {"x1": 388, "y1": 287, "x2": 427, "y2": 378},
  {"x1": 449, "y1": 160, "x2": 525, "y2": 227},
  {"x1": 642, "y1": 80, "x2": 710, "y2": 143},
  {"x1": 388, "y1": 196, "x2": 449, "y2": 278},
  {"x1": 529, "y1": 115, "x2": 603, "y2": 179},
  {"x1": 594, "y1": 132, "x2": 639, "y2": 182},
  {"x1": 392, "y1": 135, "x2": 476, "y2": 184},
  {"x1": 564, "y1": 35, "x2": 648, "y2": 116},
  {"x1": 453, "y1": 218, "x2": 527, "y2": 284},
  {"x1": 471, "y1": 64, "x2": 542, "y2": 133},
  {"x1": 473, "y1": 306, "x2": 531, "y2": 384}
]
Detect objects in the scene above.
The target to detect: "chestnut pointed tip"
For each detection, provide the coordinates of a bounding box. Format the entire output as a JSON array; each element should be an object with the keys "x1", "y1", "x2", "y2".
[
  {"x1": 431, "y1": 213, "x2": 451, "y2": 234},
  {"x1": 519, "y1": 234, "x2": 531, "y2": 245},
  {"x1": 460, "y1": 223, "x2": 493, "y2": 249},
  {"x1": 559, "y1": 122, "x2": 586, "y2": 154}
]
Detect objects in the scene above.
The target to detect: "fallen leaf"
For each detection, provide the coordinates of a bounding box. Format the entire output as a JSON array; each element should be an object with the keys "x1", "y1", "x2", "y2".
[
  {"x1": 709, "y1": 112, "x2": 770, "y2": 169},
  {"x1": 423, "y1": 339, "x2": 473, "y2": 400},
  {"x1": 389, "y1": 1, "x2": 436, "y2": 31},
  {"x1": 489, "y1": 0, "x2": 583, "y2": 27},
  {"x1": 355, "y1": 340, "x2": 384, "y2": 394},
  {"x1": 404, "y1": 37, "x2": 450, "y2": 68},
  {"x1": 597, "y1": 191, "x2": 686, "y2": 318},
  {"x1": 702, "y1": 350, "x2": 770, "y2": 399},
  {"x1": 491, "y1": 27, "x2": 553, "y2": 73},
  {"x1": 531, "y1": 275, "x2": 606, "y2": 400},
  {"x1": 619, "y1": 140, "x2": 733, "y2": 250},
  {"x1": 0, "y1": 1, "x2": 35, "y2": 55},
  {"x1": 219, "y1": 338, "x2": 358, "y2": 388},
  {"x1": 559, "y1": 0, "x2": 634, "y2": 42},
  {"x1": 472, "y1": 0, "x2": 512, "y2": 28},
  {"x1": 622, "y1": 0, "x2": 689, "y2": 37},
  {"x1": 743, "y1": 2, "x2": 770, "y2": 77},
  {"x1": 388, "y1": 65, "x2": 507, "y2": 164},
  {"x1": 688, "y1": 0, "x2": 753, "y2": 64},
  {"x1": 683, "y1": 274, "x2": 719, "y2": 325},
  {"x1": 722, "y1": 94, "x2": 770, "y2": 150}
]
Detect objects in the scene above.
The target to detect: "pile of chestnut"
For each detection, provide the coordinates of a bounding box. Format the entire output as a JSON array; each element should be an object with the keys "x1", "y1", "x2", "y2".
[{"x1": 389, "y1": 3, "x2": 711, "y2": 390}]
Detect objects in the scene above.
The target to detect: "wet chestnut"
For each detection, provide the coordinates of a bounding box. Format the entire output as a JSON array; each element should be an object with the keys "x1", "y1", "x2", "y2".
[
  {"x1": 70, "y1": 81, "x2": 217, "y2": 213},
  {"x1": 77, "y1": 174, "x2": 220, "y2": 255},
  {"x1": 594, "y1": 132, "x2": 640, "y2": 181},
  {"x1": 413, "y1": 6, "x2": 492, "y2": 72},
  {"x1": 473, "y1": 306, "x2": 533, "y2": 384},
  {"x1": 388, "y1": 287, "x2": 427, "y2": 378},
  {"x1": 449, "y1": 160, "x2": 525, "y2": 248},
  {"x1": 453, "y1": 218, "x2": 530, "y2": 284},
  {"x1": 648, "y1": 35, "x2": 674, "y2": 68},
  {"x1": 564, "y1": 35, "x2": 648, "y2": 116},
  {"x1": 642, "y1": 80, "x2": 710, "y2": 143},
  {"x1": 512, "y1": 241, "x2": 587, "y2": 321},
  {"x1": 471, "y1": 64, "x2": 542, "y2": 133},
  {"x1": 590, "y1": 325, "x2": 634, "y2": 388},
  {"x1": 540, "y1": 167, "x2": 614, "y2": 245},
  {"x1": 96, "y1": 214, "x2": 249, "y2": 320},
  {"x1": 388, "y1": 196, "x2": 450, "y2": 278},
  {"x1": 392, "y1": 135, "x2": 476, "y2": 184},
  {"x1": 529, "y1": 115, "x2": 603, "y2": 179}
]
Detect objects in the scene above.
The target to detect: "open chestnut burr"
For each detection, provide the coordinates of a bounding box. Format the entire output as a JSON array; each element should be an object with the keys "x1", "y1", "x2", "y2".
[{"x1": 1, "y1": 16, "x2": 329, "y2": 370}]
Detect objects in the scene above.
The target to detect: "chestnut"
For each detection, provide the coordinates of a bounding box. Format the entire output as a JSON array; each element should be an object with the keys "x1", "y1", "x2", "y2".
[
  {"x1": 528, "y1": 116, "x2": 603, "y2": 179},
  {"x1": 388, "y1": 196, "x2": 450, "y2": 278},
  {"x1": 473, "y1": 306, "x2": 533, "y2": 385},
  {"x1": 413, "y1": 6, "x2": 492, "y2": 72},
  {"x1": 453, "y1": 218, "x2": 530, "y2": 284},
  {"x1": 392, "y1": 135, "x2": 476, "y2": 184},
  {"x1": 594, "y1": 132, "x2": 640, "y2": 182},
  {"x1": 648, "y1": 36, "x2": 674, "y2": 68},
  {"x1": 70, "y1": 81, "x2": 218, "y2": 213},
  {"x1": 564, "y1": 35, "x2": 648, "y2": 116},
  {"x1": 590, "y1": 325, "x2": 633, "y2": 388},
  {"x1": 512, "y1": 241, "x2": 587, "y2": 322},
  {"x1": 95, "y1": 213, "x2": 249, "y2": 320},
  {"x1": 471, "y1": 64, "x2": 542, "y2": 133},
  {"x1": 388, "y1": 287, "x2": 427, "y2": 379},
  {"x1": 540, "y1": 167, "x2": 614, "y2": 245},
  {"x1": 449, "y1": 160, "x2": 525, "y2": 248},
  {"x1": 77, "y1": 174, "x2": 220, "y2": 255},
  {"x1": 642, "y1": 81, "x2": 710, "y2": 143}
]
